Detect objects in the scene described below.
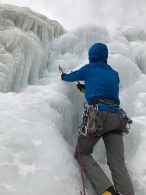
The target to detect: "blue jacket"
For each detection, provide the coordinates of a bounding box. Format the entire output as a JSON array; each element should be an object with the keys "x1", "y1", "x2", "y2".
[{"x1": 63, "y1": 43, "x2": 120, "y2": 107}]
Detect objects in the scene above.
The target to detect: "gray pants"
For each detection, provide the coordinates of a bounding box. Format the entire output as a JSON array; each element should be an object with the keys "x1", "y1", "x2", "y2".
[{"x1": 75, "y1": 111, "x2": 135, "y2": 195}]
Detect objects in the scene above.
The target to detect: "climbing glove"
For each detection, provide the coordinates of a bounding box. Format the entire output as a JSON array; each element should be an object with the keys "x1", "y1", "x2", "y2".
[
  {"x1": 61, "y1": 73, "x2": 65, "y2": 80},
  {"x1": 76, "y1": 83, "x2": 85, "y2": 93}
]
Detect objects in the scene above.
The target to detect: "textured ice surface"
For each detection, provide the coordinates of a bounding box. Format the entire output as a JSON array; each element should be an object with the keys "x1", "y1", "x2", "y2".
[
  {"x1": 0, "y1": 4, "x2": 146, "y2": 195},
  {"x1": 0, "y1": 4, "x2": 65, "y2": 92}
]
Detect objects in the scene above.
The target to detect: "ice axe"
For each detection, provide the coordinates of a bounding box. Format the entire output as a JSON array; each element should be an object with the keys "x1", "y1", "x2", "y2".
[
  {"x1": 59, "y1": 65, "x2": 64, "y2": 74},
  {"x1": 59, "y1": 65, "x2": 80, "y2": 83}
]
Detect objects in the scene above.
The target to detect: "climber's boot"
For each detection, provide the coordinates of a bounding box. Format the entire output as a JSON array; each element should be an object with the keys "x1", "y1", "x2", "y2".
[{"x1": 102, "y1": 186, "x2": 119, "y2": 195}]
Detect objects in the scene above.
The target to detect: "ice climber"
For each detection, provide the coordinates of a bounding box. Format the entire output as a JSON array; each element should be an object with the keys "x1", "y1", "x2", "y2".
[{"x1": 61, "y1": 43, "x2": 135, "y2": 195}]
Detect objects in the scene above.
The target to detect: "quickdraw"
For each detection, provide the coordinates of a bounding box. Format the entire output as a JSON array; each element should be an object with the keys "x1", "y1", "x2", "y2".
[
  {"x1": 79, "y1": 103, "x2": 102, "y2": 136},
  {"x1": 78, "y1": 103, "x2": 89, "y2": 136},
  {"x1": 120, "y1": 109, "x2": 133, "y2": 135}
]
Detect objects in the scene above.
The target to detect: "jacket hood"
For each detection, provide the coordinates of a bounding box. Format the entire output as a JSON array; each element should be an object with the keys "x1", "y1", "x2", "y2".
[{"x1": 88, "y1": 43, "x2": 108, "y2": 63}]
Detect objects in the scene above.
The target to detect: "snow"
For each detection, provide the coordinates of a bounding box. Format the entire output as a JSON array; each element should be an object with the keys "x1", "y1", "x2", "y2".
[{"x1": 0, "y1": 4, "x2": 146, "y2": 195}]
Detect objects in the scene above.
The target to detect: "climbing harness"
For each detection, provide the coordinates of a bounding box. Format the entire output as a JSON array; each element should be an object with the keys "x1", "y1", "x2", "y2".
[
  {"x1": 79, "y1": 100, "x2": 133, "y2": 137},
  {"x1": 97, "y1": 99, "x2": 133, "y2": 135}
]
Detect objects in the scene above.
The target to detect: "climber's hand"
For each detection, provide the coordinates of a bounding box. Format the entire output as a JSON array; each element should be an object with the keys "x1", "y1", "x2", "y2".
[
  {"x1": 61, "y1": 73, "x2": 65, "y2": 80},
  {"x1": 76, "y1": 84, "x2": 85, "y2": 93}
]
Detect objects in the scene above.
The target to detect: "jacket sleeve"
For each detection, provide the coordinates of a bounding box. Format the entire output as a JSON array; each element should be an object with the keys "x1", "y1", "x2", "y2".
[
  {"x1": 117, "y1": 72, "x2": 120, "y2": 83},
  {"x1": 63, "y1": 65, "x2": 89, "y2": 82}
]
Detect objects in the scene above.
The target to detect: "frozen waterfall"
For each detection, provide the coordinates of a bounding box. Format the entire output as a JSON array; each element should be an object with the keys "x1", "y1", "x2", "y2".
[
  {"x1": 0, "y1": 4, "x2": 65, "y2": 92},
  {"x1": 0, "y1": 4, "x2": 146, "y2": 195}
]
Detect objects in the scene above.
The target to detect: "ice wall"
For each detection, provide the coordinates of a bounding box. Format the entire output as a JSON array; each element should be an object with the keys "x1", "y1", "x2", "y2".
[
  {"x1": 0, "y1": 85, "x2": 83, "y2": 195},
  {"x1": 0, "y1": 4, "x2": 65, "y2": 92},
  {"x1": 131, "y1": 41, "x2": 146, "y2": 74},
  {"x1": 44, "y1": 25, "x2": 146, "y2": 195},
  {"x1": 121, "y1": 26, "x2": 146, "y2": 42},
  {"x1": 0, "y1": 4, "x2": 146, "y2": 195},
  {"x1": 47, "y1": 24, "x2": 110, "y2": 72}
]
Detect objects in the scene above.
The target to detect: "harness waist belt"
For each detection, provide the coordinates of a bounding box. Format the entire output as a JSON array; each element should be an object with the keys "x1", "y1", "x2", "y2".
[{"x1": 88, "y1": 98, "x2": 121, "y2": 113}]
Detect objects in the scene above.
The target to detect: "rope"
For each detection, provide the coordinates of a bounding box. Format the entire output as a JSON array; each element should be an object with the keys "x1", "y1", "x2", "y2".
[{"x1": 77, "y1": 135, "x2": 87, "y2": 195}]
